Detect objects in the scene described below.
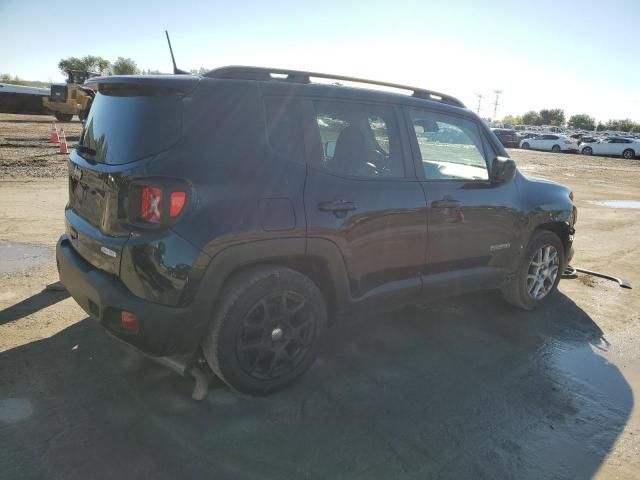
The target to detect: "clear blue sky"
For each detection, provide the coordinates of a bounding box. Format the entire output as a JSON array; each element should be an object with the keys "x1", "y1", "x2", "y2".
[{"x1": 1, "y1": 0, "x2": 639, "y2": 121}]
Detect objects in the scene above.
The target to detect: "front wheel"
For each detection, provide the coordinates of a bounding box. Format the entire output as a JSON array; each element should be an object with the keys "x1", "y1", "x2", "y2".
[
  {"x1": 582, "y1": 146, "x2": 593, "y2": 155},
  {"x1": 54, "y1": 112, "x2": 73, "y2": 122},
  {"x1": 502, "y1": 230, "x2": 565, "y2": 310},
  {"x1": 623, "y1": 149, "x2": 635, "y2": 159},
  {"x1": 202, "y1": 266, "x2": 327, "y2": 395}
]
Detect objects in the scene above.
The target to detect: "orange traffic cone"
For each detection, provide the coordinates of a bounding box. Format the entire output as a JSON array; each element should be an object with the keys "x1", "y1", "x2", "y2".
[
  {"x1": 57, "y1": 128, "x2": 68, "y2": 154},
  {"x1": 50, "y1": 123, "x2": 59, "y2": 143}
]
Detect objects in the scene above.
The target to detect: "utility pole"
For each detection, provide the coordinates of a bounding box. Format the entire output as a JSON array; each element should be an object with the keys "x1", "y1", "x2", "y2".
[
  {"x1": 474, "y1": 93, "x2": 483, "y2": 115},
  {"x1": 493, "y1": 89, "x2": 502, "y2": 121}
]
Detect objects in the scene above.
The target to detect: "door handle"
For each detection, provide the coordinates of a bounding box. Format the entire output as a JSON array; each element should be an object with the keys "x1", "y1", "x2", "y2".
[{"x1": 318, "y1": 200, "x2": 357, "y2": 213}]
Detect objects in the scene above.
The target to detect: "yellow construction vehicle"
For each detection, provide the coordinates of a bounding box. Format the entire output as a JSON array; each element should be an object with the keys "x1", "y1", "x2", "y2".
[{"x1": 42, "y1": 70, "x2": 98, "y2": 122}]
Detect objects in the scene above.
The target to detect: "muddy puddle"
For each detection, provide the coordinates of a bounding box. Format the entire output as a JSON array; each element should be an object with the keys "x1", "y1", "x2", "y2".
[
  {"x1": 588, "y1": 200, "x2": 640, "y2": 209},
  {"x1": 0, "y1": 240, "x2": 52, "y2": 275}
]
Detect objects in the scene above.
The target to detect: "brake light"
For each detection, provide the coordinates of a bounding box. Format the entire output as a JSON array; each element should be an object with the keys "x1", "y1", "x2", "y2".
[
  {"x1": 140, "y1": 186, "x2": 162, "y2": 224},
  {"x1": 564, "y1": 140, "x2": 572, "y2": 144},
  {"x1": 170, "y1": 191, "x2": 186, "y2": 217}
]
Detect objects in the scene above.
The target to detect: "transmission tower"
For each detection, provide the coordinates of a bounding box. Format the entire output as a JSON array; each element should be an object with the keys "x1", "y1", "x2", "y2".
[
  {"x1": 493, "y1": 89, "x2": 503, "y2": 120},
  {"x1": 474, "y1": 93, "x2": 483, "y2": 115}
]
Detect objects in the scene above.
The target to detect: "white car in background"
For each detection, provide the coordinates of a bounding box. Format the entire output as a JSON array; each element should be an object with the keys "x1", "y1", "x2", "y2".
[
  {"x1": 520, "y1": 134, "x2": 578, "y2": 152},
  {"x1": 580, "y1": 137, "x2": 640, "y2": 159}
]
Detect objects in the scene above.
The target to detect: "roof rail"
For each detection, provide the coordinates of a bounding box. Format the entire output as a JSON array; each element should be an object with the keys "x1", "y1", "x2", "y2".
[{"x1": 204, "y1": 66, "x2": 465, "y2": 108}]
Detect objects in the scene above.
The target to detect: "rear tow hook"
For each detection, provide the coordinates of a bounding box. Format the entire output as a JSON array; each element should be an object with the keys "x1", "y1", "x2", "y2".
[{"x1": 563, "y1": 265, "x2": 632, "y2": 289}]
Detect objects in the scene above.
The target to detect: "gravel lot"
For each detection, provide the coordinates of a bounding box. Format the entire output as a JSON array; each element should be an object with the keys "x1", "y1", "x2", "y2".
[{"x1": 1, "y1": 113, "x2": 639, "y2": 479}]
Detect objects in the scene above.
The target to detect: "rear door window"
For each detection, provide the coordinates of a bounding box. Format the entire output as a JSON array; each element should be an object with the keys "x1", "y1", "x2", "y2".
[
  {"x1": 311, "y1": 101, "x2": 405, "y2": 178},
  {"x1": 82, "y1": 85, "x2": 182, "y2": 165}
]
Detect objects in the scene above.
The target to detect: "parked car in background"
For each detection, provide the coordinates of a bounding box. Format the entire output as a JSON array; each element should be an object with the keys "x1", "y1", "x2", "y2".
[
  {"x1": 580, "y1": 137, "x2": 640, "y2": 159},
  {"x1": 520, "y1": 134, "x2": 578, "y2": 152},
  {"x1": 518, "y1": 132, "x2": 540, "y2": 140},
  {"x1": 491, "y1": 128, "x2": 520, "y2": 148},
  {"x1": 579, "y1": 136, "x2": 598, "y2": 144}
]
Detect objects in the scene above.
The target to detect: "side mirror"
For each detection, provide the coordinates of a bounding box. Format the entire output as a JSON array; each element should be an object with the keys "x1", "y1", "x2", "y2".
[
  {"x1": 491, "y1": 156, "x2": 516, "y2": 183},
  {"x1": 325, "y1": 141, "x2": 336, "y2": 159}
]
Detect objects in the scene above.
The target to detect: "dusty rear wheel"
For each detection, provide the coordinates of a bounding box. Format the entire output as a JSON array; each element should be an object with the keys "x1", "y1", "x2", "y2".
[
  {"x1": 582, "y1": 146, "x2": 593, "y2": 155},
  {"x1": 502, "y1": 230, "x2": 565, "y2": 310},
  {"x1": 522, "y1": 142, "x2": 530, "y2": 150},
  {"x1": 551, "y1": 145, "x2": 561, "y2": 152},
  {"x1": 202, "y1": 266, "x2": 327, "y2": 395}
]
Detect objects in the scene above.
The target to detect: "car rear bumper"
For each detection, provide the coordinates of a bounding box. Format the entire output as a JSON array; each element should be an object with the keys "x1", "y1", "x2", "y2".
[{"x1": 56, "y1": 234, "x2": 208, "y2": 357}]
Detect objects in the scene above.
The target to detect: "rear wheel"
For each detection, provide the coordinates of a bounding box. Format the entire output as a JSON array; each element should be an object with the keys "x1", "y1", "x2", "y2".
[
  {"x1": 202, "y1": 266, "x2": 327, "y2": 395},
  {"x1": 502, "y1": 230, "x2": 565, "y2": 310},
  {"x1": 522, "y1": 142, "x2": 530, "y2": 150},
  {"x1": 582, "y1": 146, "x2": 593, "y2": 155},
  {"x1": 623, "y1": 149, "x2": 635, "y2": 159},
  {"x1": 54, "y1": 112, "x2": 73, "y2": 122},
  {"x1": 551, "y1": 145, "x2": 561, "y2": 152}
]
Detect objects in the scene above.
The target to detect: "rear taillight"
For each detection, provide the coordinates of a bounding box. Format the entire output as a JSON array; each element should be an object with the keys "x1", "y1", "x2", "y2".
[
  {"x1": 170, "y1": 191, "x2": 186, "y2": 217},
  {"x1": 564, "y1": 140, "x2": 572, "y2": 144},
  {"x1": 135, "y1": 184, "x2": 188, "y2": 226},
  {"x1": 140, "y1": 186, "x2": 162, "y2": 224}
]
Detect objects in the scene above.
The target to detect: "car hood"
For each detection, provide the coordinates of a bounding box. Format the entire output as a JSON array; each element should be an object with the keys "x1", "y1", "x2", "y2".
[{"x1": 520, "y1": 173, "x2": 571, "y2": 194}]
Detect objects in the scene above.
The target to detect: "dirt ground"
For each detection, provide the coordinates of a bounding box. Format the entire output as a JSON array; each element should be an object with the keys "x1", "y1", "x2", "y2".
[{"x1": 1, "y1": 113, "x2": 639, "y2": 479}]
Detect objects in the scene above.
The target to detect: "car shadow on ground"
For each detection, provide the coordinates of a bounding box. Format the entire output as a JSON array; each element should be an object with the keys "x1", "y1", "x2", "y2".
[
  {"x1": 0, "y1": 289, "x2": 69, "y2": 326},
  {"x1": 0, "y1": 291, "x2": 632, "y2": 479}
]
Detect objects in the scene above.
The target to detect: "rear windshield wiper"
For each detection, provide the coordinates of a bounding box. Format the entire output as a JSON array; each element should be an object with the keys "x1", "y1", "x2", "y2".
[{"x1": 73, "y1": 144, "x2": 97, "y2": 156}]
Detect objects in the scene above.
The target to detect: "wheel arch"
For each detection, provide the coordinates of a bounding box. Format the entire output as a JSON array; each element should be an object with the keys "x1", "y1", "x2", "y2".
[
  {"x1": 194, "y1": 238, "x2": 351, "y2": 327},
  {"x1": 533, "y1": 221, "x2": 572, "y2": 258}
]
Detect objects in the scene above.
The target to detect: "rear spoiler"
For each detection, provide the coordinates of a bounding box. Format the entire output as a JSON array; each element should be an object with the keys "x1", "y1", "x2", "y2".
[{"x1": 87, "y1": 75, "x2": 200, "y2": 94}]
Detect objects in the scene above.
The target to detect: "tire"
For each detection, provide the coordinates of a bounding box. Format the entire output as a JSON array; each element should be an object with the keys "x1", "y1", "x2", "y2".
[
  {"x1": 54, "y1": 112, "x2": 73, "y2": 122},
  {"x1": 202, "y1": 266, "x2": 327, "y2": 395},
  {"x1": 582, "y1": 146, "x2": 592, "y2": 155},
  {"x1": 522, "y1": 142, "x2": 530, "y2": 150},
  {"x1": 623, "y1": 149, "x2": 635, "y2": 159},
  {"x1": 551, "y1": 145, "x2": 561, "y2": 152},
  {"x1": 501, "y1": 230, "x2": 565, "y2": 310}
]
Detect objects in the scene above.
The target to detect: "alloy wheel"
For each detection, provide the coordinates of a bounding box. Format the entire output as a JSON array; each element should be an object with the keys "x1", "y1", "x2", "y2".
[
  {"x1": 236, "y1": 290, "x2": 316, "y2": 380},
  {"x1": 527, "y1": 245, "x2": 560, "y2": 300}
]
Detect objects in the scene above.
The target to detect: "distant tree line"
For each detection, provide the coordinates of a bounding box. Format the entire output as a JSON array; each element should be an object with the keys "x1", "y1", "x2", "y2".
[
  {"x1": 502, "y1": 109, "x2": 640, "y2": 132},
  {"x1": 57, "y1": 55, "x2": 141, "y2": 75},
  {"x1": 1, "y1": 73, "x2": 49, "y2": 87},
  {"x1": 57, "y1": 56, "x2": 212, "y2": 77}
]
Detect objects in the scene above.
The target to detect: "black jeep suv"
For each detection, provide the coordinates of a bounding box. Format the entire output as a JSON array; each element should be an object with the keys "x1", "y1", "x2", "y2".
[{"x1": 56, "y1": 67, "x2": 576, "y2": 395}]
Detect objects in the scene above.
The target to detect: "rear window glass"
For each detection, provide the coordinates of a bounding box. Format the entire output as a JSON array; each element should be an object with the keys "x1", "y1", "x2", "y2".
[{"x1": 82, "y1": 86, "x2": 182, "y2": 165}]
